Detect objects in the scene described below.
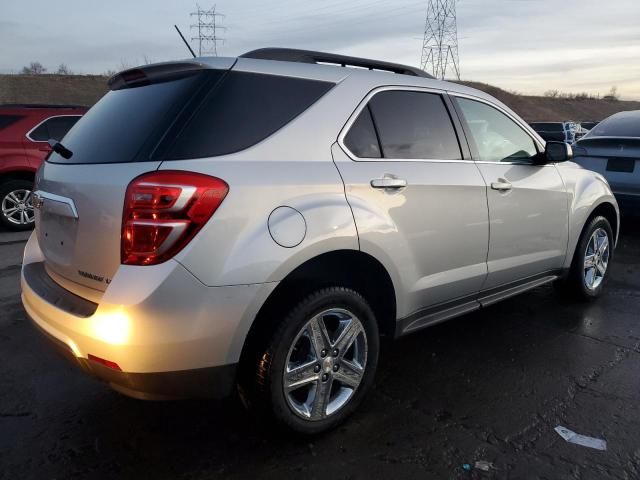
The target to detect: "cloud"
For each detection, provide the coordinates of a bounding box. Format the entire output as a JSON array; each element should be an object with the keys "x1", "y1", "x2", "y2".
[{"x1": 1, "y1": 0, "x2": 638, "y2": 99}]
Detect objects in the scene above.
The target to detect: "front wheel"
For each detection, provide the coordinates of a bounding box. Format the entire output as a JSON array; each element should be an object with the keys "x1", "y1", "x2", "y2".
[
  {"x1": 563, "y1": 216, "x2": 613, "y2": 299},
  {"x1": 243, "y1": 287, "x2": 379, "y2": 434}
]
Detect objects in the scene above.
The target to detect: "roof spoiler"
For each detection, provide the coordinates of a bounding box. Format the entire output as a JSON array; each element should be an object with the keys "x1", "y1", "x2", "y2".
[
  {"x1": 108, "y1": 62, "x2": 208, "y2": 90},
  {"x1": 241, "y1": 48, "x2": 434, "y2": 79}
]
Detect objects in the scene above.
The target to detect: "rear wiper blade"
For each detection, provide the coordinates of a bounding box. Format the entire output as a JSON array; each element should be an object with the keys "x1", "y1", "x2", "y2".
[{"x1": 47, "y1": 139, "x2": 73, "y2": 159}]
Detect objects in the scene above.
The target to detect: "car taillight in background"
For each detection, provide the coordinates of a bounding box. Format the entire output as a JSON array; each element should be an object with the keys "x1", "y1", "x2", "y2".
[{"x1": 121, "y1": 171, "x2": 228, "y2": 265}]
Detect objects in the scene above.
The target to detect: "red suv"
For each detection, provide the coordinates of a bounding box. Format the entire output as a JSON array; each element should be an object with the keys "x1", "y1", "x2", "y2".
[{"x1": 0, "y1": 104, "x2": 87, "y2": 230}]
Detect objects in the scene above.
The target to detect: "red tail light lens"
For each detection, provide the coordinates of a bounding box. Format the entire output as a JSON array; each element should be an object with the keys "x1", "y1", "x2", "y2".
[{"x1": 122, "y1": 171, "x2": 228, "y2": 265}]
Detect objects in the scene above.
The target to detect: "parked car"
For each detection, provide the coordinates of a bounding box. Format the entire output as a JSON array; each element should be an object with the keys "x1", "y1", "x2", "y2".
[
  {"x1": 529, "y1": 121, "x2": 580, "y2": 143},
  {"x1": 22, "y1": 49, "x2": 619, "y2": 434},
  {"x1": 573, "y1": 110, "x2": 640, "y2": 210},
  {"x1": 0, "y1": 104, "x2": 87, "y2": 230}
]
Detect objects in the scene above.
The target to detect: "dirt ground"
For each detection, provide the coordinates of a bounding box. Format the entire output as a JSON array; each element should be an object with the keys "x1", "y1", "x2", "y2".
[{"x1": 2, "y1": 220, "x2": 640, "y2": 479}]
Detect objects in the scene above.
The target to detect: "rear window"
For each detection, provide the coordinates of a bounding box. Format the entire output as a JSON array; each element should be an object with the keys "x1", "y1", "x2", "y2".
[
  {"x1": 588, "y1": 112, "x2": 640, "y2": 138},
  {"x1": 48, "y1": 74, "x2": 209, "y2": 164},
  {"x1": 48, "y1": 70, "x2": 334, "y2": 164},
  {"x1": 29, "y1": 116, "x2": 81, "y2": 142},
  {"x1": 0, "y1": 115, "x2": 22, "y2": 131},
  {"x1": 164, "y1": 72, "x2": 334, "y2": 159},
  {"x1": 367, "y1": 90, "x2": 461, "y2": 160}
]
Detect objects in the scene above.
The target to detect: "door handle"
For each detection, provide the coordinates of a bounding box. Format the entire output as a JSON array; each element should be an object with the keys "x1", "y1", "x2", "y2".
[
  {"x1": 370, "y1": 177, "x2": 407, "y2": 189},
  {"x1": 491, "y1": 180, "x2": 512, "y2": 191}
]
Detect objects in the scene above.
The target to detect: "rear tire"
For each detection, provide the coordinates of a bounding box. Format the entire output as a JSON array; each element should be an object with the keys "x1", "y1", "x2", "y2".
[
  {"x1": 240, "y1": 287, "x2": 379, "y2": 435},
  {"x1": 0, "y1": 179, "x2": 35, "y2": 231},
  {"x1": 561, "y1": 216, "x2": 613, "y2": 300}
]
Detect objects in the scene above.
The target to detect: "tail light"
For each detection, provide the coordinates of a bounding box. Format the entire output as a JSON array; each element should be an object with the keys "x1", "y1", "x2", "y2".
[{"x1": 122, "y1": 171, "x2": 228, "y2": 266}]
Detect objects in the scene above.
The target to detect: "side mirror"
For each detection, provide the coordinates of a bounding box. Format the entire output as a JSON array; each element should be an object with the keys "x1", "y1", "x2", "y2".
[{"x1": 545, "y1": 141, "x2": 573, "y2": 163}]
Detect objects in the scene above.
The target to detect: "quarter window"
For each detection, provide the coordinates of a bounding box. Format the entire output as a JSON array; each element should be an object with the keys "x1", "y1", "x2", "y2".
[
  {"x1": 456, "y1": 98, "x2": 538, "y2": 163},
  {"x1": 343, "y1": 106, "x2": 381, "y2": 158},
  {"x1": 166, "y1": 72, "x2": 334, "y2": 159}
]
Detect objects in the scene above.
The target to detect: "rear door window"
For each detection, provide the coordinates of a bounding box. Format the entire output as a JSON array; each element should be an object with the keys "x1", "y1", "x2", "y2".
[
  {"x1": 165, "y1": 72, "x2": 334, "y2": 159},
  {"x1": 366, "y1": 90, "x2": 462, "y2": 160}
]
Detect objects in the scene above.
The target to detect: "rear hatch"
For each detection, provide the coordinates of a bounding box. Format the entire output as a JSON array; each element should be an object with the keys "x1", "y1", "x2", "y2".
[
  {"x1": 34, "y1": 59, "x2": 235, "y2": 295},
  {"x1": 573, "y1": 137, "x2": 640, "y2": 194}
]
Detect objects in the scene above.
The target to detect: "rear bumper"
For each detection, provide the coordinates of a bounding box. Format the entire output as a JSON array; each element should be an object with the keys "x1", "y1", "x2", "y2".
[
  {"x1": 30, "y1": 317, "x2": 237, "y2": 400},
  {"x1": 21, "y1": 232, "x2": 277, "y2": 399}
]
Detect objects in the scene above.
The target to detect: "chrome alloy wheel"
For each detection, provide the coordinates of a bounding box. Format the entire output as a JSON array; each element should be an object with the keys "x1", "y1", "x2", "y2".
[
  {"x1": 284, "y1": 308, "x2": 368, "y2": 421},
  {"x1": 584, "y1": 227, "x2": 610, "y2": 291},
  {"x1": 1, "y1": 189, "x2": 34, "y2": 226}
]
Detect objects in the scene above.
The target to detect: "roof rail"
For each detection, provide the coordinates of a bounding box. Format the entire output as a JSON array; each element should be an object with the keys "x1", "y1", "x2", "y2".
[
  {"x1": 240, "y1": 48, "x2": 434, "y2": 79},
  {"x1": 0, "y1": 103, "x2": 87, "y2": 109}
]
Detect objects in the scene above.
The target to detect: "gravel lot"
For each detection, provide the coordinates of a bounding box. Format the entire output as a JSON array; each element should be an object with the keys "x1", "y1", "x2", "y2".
[{"x1": 2, "y1": 220, "x2": 640, "y2": 479}]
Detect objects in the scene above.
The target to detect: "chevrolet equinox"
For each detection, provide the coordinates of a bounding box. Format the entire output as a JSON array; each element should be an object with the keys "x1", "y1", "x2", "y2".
[{"x1": 21, "y1": 49, "x2": 619, "y2": 434}]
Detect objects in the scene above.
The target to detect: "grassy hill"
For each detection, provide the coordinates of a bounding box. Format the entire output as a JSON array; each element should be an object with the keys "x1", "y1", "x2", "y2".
[
  {"x1": 0, "y1": 74, "x2": 108, "y2": 106},
  {"x1": 458, "y1": 81, "x2": 640, "y2": 122},
  {"x1": 1, "y1": 74, "x2": 638, "y2": 123}
]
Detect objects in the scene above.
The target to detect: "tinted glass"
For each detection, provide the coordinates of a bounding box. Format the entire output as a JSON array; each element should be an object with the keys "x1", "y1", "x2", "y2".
[
  {"x1": 0, "y1": 115, "x2": 22, "y2": 131},
  {"x1": 48, "y1": 74, "x2": 204, "y2": 164},
  {"x1": 45, "y1": 116, "x2": 81, "y2": 141},
  {"x1": 166, "y1": 72, "x2": 334, "y2": 159},
  {"x1": 457, "y1": 98, "x2": 538, "y2": 163},
  {"x1": 344, "y1": 106, "x2": 381, "y2": 158},
  {"x1": 530, "y1": 123, "x2": 563, "y2": 132},
  {"x1": 30, "y1": 122, "x2": 49, "y2": 141},
  {"x1": 368, "y1": 91, "x2": 461, "y2": 160},
  {"x1": 588, "y1": 111, "x2": 640, "y2": 138}
]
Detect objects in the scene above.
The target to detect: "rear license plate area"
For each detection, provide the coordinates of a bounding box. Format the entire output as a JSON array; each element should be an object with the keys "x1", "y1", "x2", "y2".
[{"x1": 606, "y1": 158, "x2": 635, "y2": 173}]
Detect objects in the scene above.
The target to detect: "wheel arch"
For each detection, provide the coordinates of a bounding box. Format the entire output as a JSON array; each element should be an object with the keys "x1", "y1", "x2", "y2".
[
  {"x1": 0, "y1": 169, "x2": 36, "y2": 184},
  {"x1": 565, "y1": 198, "x2": 619, "y2": 270},
  {"x1": 238, "y1": 249, "x2": 397, "y2": 370}
]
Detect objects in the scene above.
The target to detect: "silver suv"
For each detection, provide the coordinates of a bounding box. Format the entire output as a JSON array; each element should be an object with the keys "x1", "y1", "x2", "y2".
[{"x1": 22, "y1": 49, "x2": 619, "y2": 434}]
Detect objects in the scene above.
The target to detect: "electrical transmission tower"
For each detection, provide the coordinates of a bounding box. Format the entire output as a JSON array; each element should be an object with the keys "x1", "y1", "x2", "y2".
[
  {"x1": 420, "y1": 0, "x2": 460, "y2": 80},
  {"x1": 190, "y1": 4, "x2": 226, "y2": 56}
]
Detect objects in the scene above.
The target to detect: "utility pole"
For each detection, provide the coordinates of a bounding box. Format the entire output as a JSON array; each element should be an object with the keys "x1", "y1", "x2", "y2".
[
  {"x1": 420, "y1": 0, "x2": 460, "y2": 80},
  {"x1": 190, "y1": 4, "x2": 226, "y2": 56}
]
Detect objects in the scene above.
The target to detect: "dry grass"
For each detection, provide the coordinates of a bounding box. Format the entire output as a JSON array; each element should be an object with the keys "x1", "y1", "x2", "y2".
[
  {"x1": 457, "y1": 81, "x2": 640, "y2": 122},
  {"x1": 1, "y1": 74, "x2": 638, "y2": 123}
]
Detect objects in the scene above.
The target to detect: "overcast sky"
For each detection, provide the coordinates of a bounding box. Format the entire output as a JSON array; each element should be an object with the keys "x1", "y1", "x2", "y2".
[{"x1": 2, "y1": 0, "x2": 639, "y2": 99}]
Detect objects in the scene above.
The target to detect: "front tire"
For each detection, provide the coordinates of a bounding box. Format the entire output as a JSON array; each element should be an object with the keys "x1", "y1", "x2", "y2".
[
  {"x1": 243, "y1": 287, "x2": 379, "y2": 435},
  {"x1": 564, "y1": 216, "x2": 613, "y2": 299}
]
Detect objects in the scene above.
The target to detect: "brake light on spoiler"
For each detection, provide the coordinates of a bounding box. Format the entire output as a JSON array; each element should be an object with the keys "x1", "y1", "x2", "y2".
[{"x1": 122, "y1": 171, "x2": 228, "y2": 266}]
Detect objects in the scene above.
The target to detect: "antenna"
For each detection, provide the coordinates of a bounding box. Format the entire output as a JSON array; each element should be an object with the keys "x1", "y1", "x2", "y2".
[
  {"x1": 420, "y1": 0, "x2": 461, "y2": 80},
  {"x1": 190, "y1": 4, "x2": 226, "y2": 57},
  {"x1": 174, "y1": 25, "x2": 196, "y2": 58}
]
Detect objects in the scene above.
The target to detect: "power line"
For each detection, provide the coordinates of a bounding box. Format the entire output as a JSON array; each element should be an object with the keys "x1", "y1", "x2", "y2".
[
  {"x1": 190, "y1": 4, "x2": 226, "y2": 56},
  {"x1": 420, "y1": 0, "x2": 461, "y2": 80}
]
